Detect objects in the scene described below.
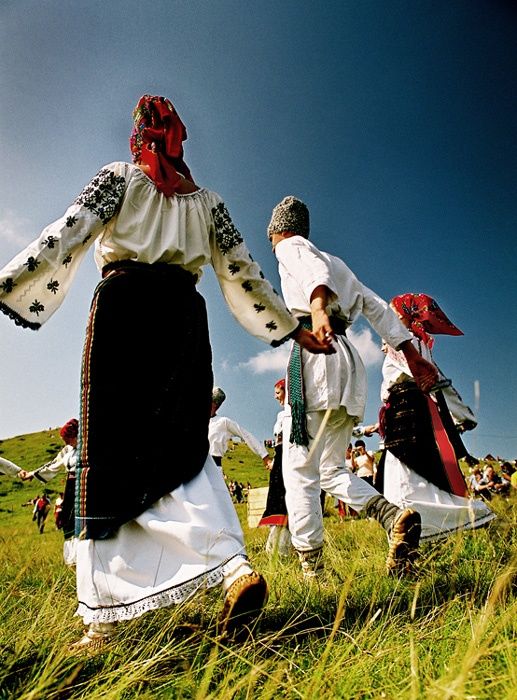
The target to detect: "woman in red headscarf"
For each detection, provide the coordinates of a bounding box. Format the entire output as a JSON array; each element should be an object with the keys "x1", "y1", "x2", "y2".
[
  {"x1": 21, "y1": 418, "x2": 79, "y2": 565},
  {"x1": 0, "y1": 95, "x2": 331, "y2": 649},
  {"x1": 375, "y1": 294, "x2": 495, "y2": 542}
]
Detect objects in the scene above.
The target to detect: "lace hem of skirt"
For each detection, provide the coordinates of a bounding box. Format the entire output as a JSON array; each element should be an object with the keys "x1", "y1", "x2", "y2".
[
  {"x1": 76, "y1": 553, "x2": 249, "y2": 624},
  {"x1": 419, "y1": 510, "x2": 496, "y2": 543}
]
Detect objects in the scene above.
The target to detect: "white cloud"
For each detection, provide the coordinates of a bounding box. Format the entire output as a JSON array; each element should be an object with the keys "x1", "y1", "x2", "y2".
[
  {"x1": 1, "y1": 210, "x2": 32, "y2": 251},
  {"x1": 239, "y1": 345, "x2": 291, "y2": 374},
  {"x1": 347, "y1": 327, "x2": 384, "y2": 367},
  {"x1": 239, "y1": 326, "x2": 383, "y2": 374}
]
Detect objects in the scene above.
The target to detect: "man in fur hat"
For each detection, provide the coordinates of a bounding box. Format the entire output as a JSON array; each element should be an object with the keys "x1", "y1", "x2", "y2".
[{"x1": 267, "y1": 196, "x2": 438, "y2": 578}]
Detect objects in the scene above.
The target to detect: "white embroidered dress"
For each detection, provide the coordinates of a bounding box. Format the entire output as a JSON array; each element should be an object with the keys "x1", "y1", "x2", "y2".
[{"x1": 0, "y1": 162, "x2": 298, "y2": 624}]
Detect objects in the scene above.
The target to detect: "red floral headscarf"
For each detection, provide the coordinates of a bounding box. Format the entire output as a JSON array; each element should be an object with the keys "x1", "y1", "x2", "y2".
[
  {"x1": 391, "y1": 293, "x2": 463, "y2": 348},
  {"x1": 60, "y1": 418, "x2": 79, "y2": 442},
  {"x1": 129, "y1": 95, "x2": 193, "y2": 196},
  {"x1": 274, "y1": 378, "x2": 286, "y2": 390}
]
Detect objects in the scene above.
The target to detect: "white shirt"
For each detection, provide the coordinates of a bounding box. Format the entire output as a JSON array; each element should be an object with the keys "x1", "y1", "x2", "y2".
[
  {"x1": 353, "y1": 451, "x2": 375, "y2": 478},
  {"x1": 0, "y1": 162, "x2": 297, "y2": 346},
  {"x1": 209, "y1": 415, "x2": 268, "y2": 459},
  {"x1": 274, "y1": 236, "x2": 411, "y2": 419},
  {"x1": 273, "y1": 408, "x2": 286, "y2": 446},
  {"x1": 0, "y1": 456, "x2": 22, "y2": 478}
]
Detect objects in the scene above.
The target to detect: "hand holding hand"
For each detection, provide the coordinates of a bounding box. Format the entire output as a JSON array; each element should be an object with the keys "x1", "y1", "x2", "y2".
[{"x1": 293, "y1": 327, "x2": 335, "y2": 354}]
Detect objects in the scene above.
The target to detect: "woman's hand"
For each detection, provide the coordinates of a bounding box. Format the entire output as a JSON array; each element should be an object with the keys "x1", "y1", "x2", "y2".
[
  {"x1": 293, "y1": 327, "x2": 335, "y2": 354},
  {"x1": 399, "y1": 340, "x2": 438, "y2": 392}
]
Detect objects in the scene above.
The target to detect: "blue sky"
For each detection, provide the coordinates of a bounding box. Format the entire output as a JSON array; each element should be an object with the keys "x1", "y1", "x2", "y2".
[{"x1": 1, "y1": 0, "x2": 516, "y2": 462}]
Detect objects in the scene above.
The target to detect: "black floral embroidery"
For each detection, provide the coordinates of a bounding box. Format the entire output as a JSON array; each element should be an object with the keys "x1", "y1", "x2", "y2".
[
  {"x1": 66, "y1": 215, "x2": 77, "y2": 228},
  {"x1": 249, "y1": 254, "x2": 254, "y2": 261},
  {"x1": 83, "y1": 233, "x2": 92, "y2": 245},
  {"x1": 43, "y1": 235, "x2": 57, "y2": 249},
  {"x1": 1, "y1": 278, "x2": 16, "y2": 294},
  {"x1": 212, "y1": 202, "x2": 243, "y2": 254},
  {"x1": 241, "y1": 281, "x2": 253, "y2": 293},
  {"x1": 62, "y1": 254, "x2": 72, "y2": 268},
  {"x1": 272, "y1": 288, "x2": 279, "y2": 296},
  {"x1": 254, "y1": 303, "x2": 266, "y2": 313},
  {"x1": 265, "y1": 320, "x2": 278, "y2": 332},
  {"x1": 29, "y1": 299, "x2": 45, "y2": 316},
  {"x1": 259, "y1": 271, "x2": 264, "y2": 279},
  {"x1": 228, "y1": 262, "x2": 240, "y2": 275},
  {"x1": 74, "y1": 168, "x2": 126, "y2": 224},
  {"x1": 25, "y1": 256, "x2": 40, "y2": 272},
  {"x1": 47, "y1": 279, "x2": 59, "y2": 295}
]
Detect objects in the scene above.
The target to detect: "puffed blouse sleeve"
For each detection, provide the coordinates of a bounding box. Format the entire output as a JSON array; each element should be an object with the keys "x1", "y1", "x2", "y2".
[
  {"x1": 209, "y1": 200, "x2": 299, "y2": 346},
  {"x1": 0, "y1": 162, "x2": 128, "y2": 329}
]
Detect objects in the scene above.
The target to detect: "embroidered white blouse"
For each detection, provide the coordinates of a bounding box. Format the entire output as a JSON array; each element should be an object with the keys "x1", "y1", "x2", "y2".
[
  {"x1": 0, "y1": 162, "x2": 297, "y2": 346},
  {"x1": 30, "y1": 444, "x2": 78, "y2": 483},
  {"x1": 274, "y1": 236, "x2": 412, "y2": 420}
]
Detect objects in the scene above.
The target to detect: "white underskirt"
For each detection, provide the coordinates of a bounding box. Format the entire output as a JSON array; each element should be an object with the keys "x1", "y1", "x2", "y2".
[
  {"x1": 383, "y1": 451, "x2": 496, "y2": 542},
  {"x1": 76, "y1": 456, "x2": 248, "y2": 624}
]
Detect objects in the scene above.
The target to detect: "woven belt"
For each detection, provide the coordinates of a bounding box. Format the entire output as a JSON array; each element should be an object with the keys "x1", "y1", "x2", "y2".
[{"x1": 288, "y1": 315, "x2": 347, "y2": 446}]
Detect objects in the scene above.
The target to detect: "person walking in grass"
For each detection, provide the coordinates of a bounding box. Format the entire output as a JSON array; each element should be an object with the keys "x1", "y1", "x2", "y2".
[
  {"x1": 267, "y1": 196, "x2": 439, "y2": 578},
  {"x1": 0, "y1": 95, "x2": 331, "y2": 650}
]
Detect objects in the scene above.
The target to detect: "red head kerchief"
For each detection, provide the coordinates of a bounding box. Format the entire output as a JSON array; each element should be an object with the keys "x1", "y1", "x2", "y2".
[
  {"x1": 274, "y1": 378, "x2": 286, "y2": 390},
  {"x1": 391, "y1": 293, "x2": 463, "y2": 348},
  {"x1": 129, "y1": 95, "x2": 193, "y2": 196},
  {"x1": 60, "y1": 418, "x2": 79, "y2": 442}
]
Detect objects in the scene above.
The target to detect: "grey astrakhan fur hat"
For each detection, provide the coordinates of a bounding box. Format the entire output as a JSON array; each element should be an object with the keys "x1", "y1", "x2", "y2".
[{"x1": 267, "y1": 196, "x2": 310, "y2": 239}]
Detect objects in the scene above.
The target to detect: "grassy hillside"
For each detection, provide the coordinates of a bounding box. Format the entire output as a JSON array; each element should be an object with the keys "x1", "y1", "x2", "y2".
[{"x1": 0, "y1": 430, "x2": 516, "y2": 699}]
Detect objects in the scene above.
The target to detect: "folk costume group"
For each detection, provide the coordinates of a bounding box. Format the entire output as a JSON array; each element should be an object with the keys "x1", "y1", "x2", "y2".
[{"x1": 0, "y1": 94, "x2": 493, "y2": 650}]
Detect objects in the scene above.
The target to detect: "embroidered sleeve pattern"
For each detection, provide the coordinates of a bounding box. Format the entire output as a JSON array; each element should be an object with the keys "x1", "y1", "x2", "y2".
[
  {"x1": 210, "y1": 202, "x2": 297, "y2": 346},
  {"x1": 74, "y1": 168, "x2": 127, "y2": 224},
  {"x1": 0, "y1": 163, "x2": 127, "y2": 329}
]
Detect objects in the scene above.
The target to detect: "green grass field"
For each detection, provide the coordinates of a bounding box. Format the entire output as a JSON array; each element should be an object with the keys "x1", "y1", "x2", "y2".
[{"x1": 0, "y1": 430, "x2": 515, "y2": 699}]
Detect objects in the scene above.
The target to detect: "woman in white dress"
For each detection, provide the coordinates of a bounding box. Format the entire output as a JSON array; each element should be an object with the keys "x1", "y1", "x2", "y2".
[
  {"x1": 376, "y1": 293, "x2": 495, "y2": 542},
  {"x1": 0, "y1": 94, "x2": 331, "y2": 649}
]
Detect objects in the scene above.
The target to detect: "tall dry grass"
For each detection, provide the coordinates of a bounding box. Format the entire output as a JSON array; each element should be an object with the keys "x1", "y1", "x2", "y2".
[{"x1": 1, "y1": 489, "x2": 515, "y2": 699}]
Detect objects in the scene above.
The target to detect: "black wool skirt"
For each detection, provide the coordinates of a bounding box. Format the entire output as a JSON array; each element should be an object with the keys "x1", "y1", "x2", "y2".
[{"x1": 76, "y1": 261, "x2": 213, "y2": 540}]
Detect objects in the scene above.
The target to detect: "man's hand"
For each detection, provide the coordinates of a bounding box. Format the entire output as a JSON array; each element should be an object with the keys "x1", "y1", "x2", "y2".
[
  {"x1": 399, "y1": 340, "x2": 438, "y2": 392},
  {"x1": 19, "y1": 470, "x2": 33, "y2": 481}
]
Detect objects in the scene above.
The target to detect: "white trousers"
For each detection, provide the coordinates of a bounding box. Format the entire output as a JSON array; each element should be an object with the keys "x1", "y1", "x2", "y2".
[{"x1": 282, "y1": 408, "x2": 380, "y2": 552}]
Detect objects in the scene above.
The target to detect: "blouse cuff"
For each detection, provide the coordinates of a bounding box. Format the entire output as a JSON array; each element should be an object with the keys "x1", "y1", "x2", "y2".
[{"x1": 270, "y1": 320, "x2": 302, "y2": 347}]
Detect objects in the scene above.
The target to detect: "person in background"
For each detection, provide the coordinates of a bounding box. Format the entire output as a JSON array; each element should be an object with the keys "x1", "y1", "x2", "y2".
[
  {"x1": 351, "y1": 439, "x2": 376, "y2": 487},
  {"x1": 0, "y1": 95, "x2": 331, "y2": 650},
  {"x1": 209, "y1": 387, "x2": 273, "y2": 471},
  {"x1": 258, "y1": 378, "x2": 292, "y2": 557},
  {"x1": 21, "y1": 418, "x2": 79, "y2": 565}
]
